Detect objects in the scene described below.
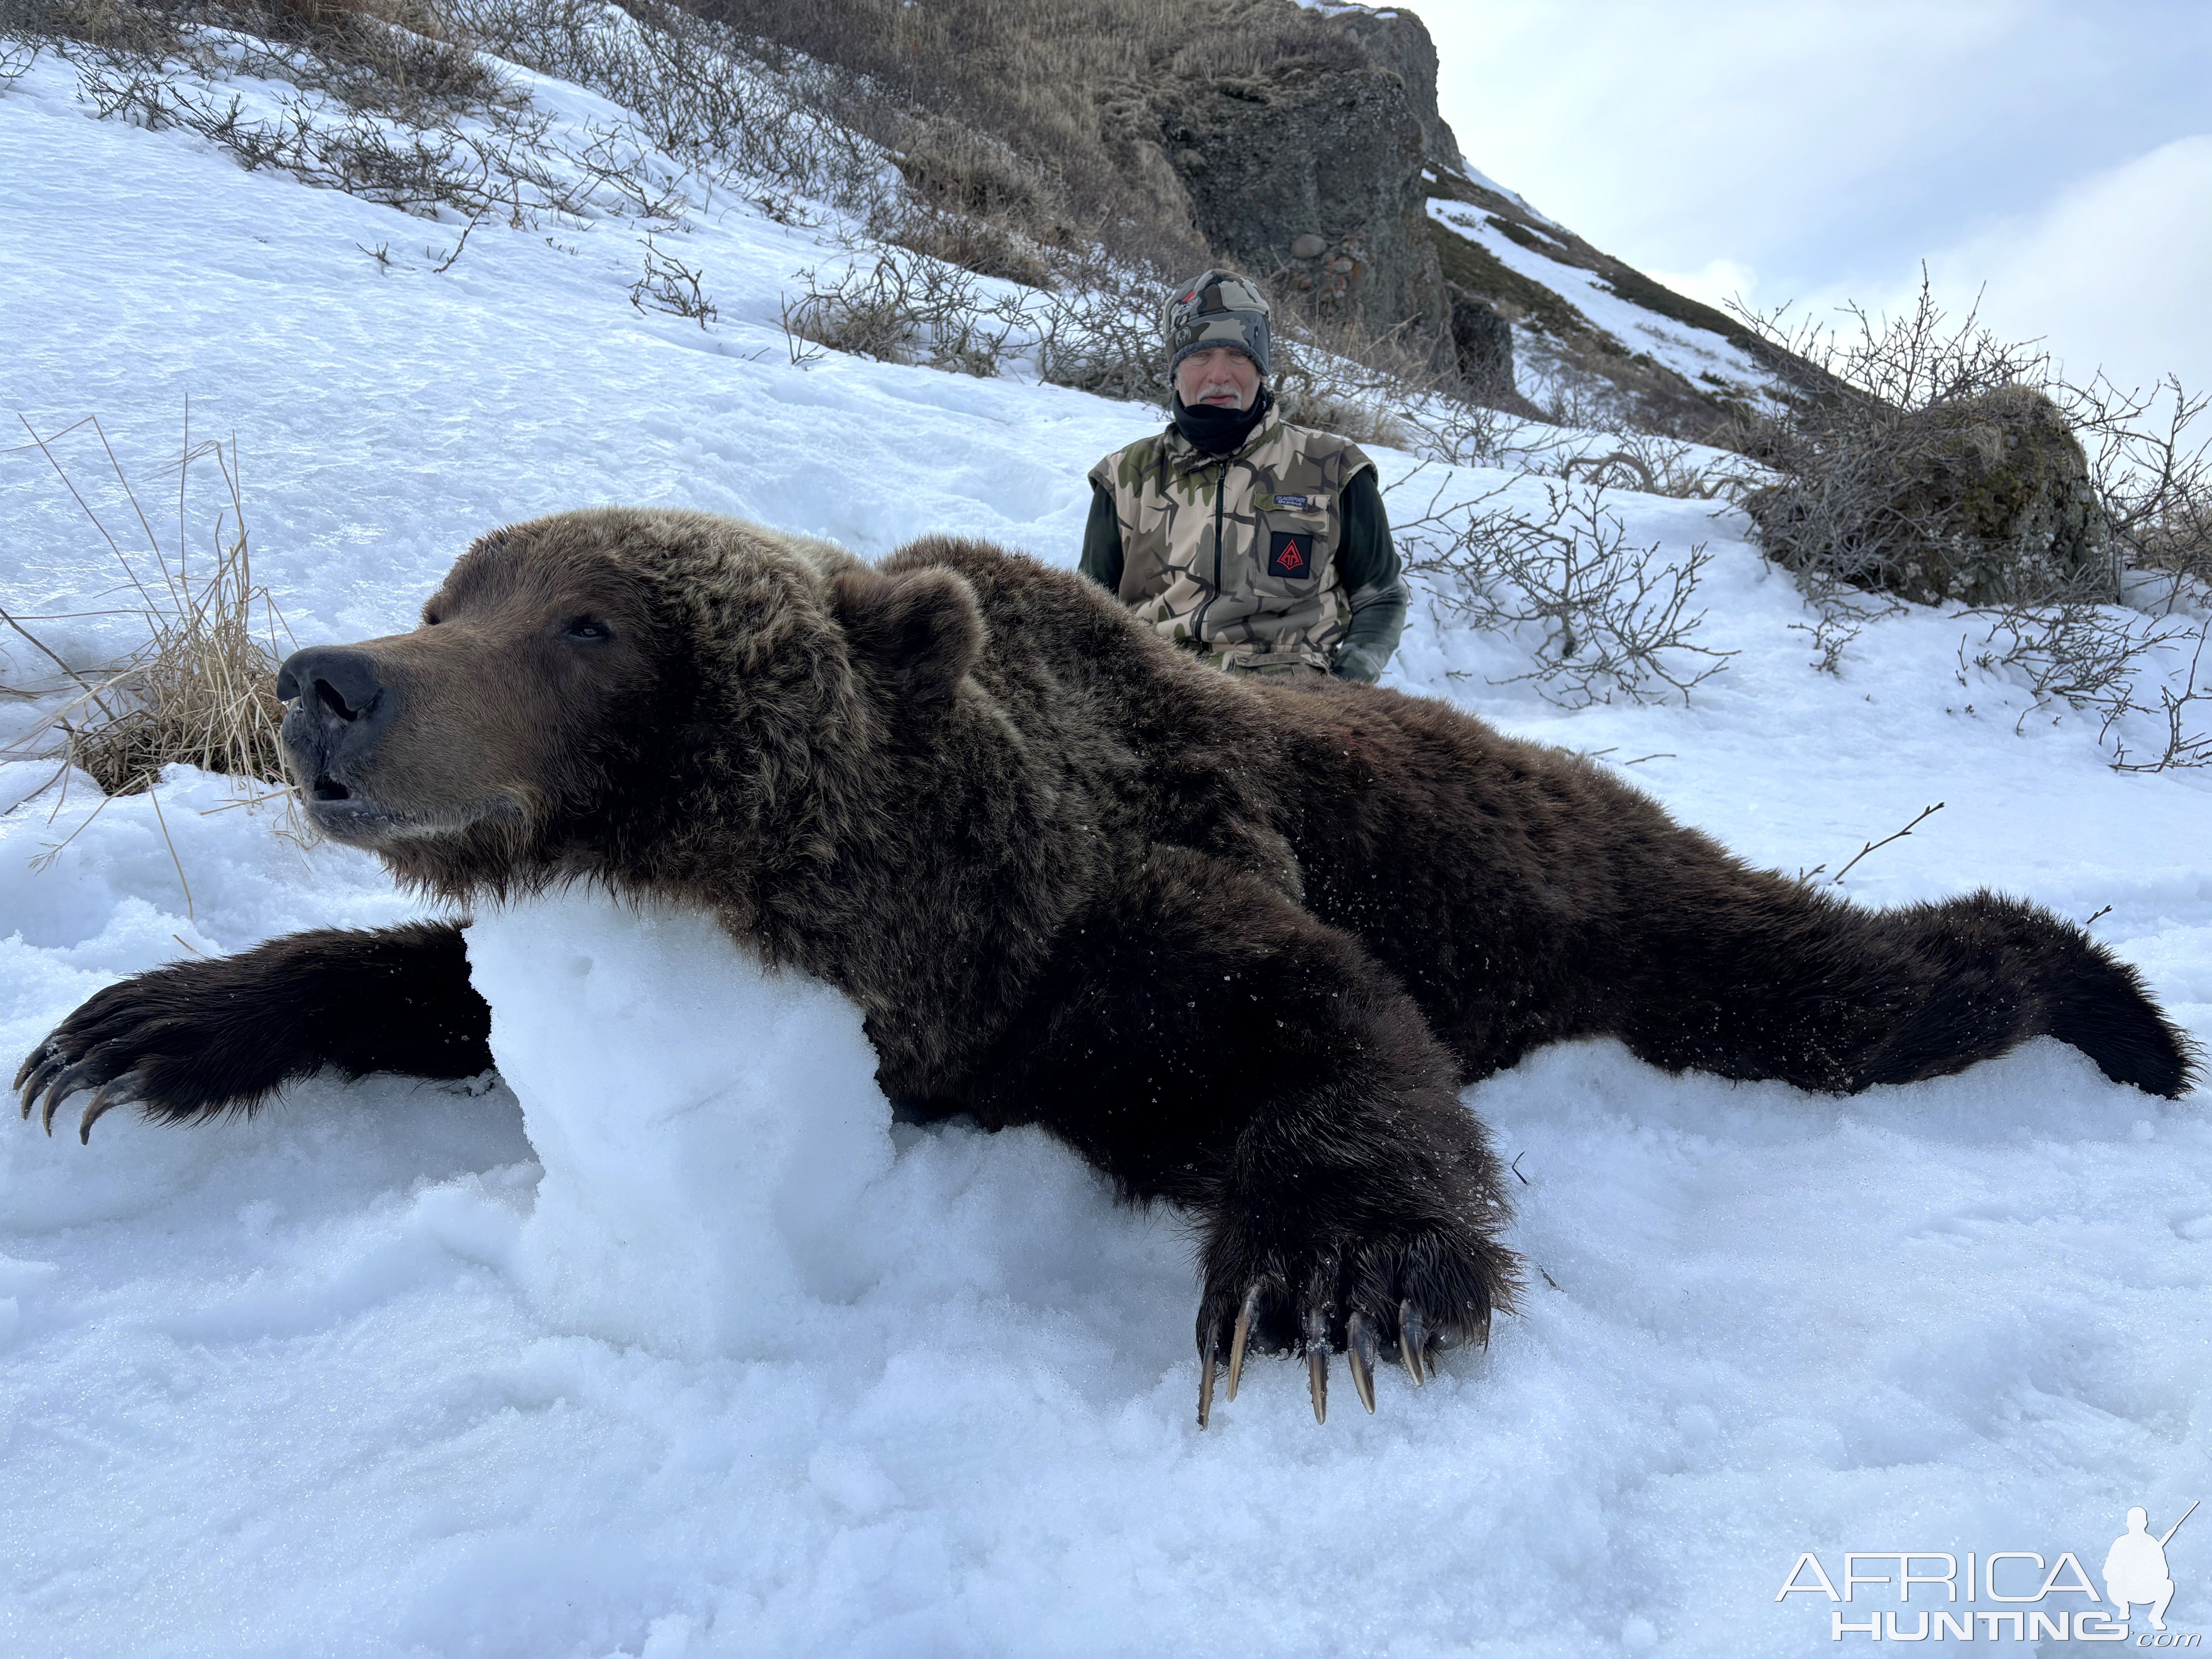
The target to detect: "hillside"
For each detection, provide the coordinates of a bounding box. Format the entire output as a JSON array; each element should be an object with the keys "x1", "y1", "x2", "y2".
[
  {"x1": 696, "y1": 0, "x2": 1804, "y2": 433},
  {"x1": 3, "y1": 10, "x2": 2210, "y2": 1658}
]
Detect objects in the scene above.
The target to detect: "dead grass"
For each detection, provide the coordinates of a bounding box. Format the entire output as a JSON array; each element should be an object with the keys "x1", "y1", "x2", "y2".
[
  {"x1": 702, "y1": 0, "x2": 1363, "y2": 274},
  {"x1": 4, "y1": 414, "x2": 307, "y2": 859}
]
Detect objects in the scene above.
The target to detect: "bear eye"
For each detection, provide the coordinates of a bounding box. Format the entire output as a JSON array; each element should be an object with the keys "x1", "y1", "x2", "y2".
[{"x1": 562, "y1": 617, "x2": 613, "y2": 643}]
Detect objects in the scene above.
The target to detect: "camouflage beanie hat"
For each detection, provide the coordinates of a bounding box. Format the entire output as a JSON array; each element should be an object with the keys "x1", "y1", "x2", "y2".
[{"x1": 1164, "y1": 270, "x2": 1271, "y2": 380}]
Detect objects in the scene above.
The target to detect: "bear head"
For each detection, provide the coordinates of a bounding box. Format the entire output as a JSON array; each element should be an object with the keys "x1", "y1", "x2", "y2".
[{"x1": 273, "y1": 508, "x2": 984, "y2": 907}]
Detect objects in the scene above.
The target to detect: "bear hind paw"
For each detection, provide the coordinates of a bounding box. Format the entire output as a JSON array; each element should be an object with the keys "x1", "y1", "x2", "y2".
[{"x1": 1194, "y1": 1232, "x2": 1511, "y2": 1429}]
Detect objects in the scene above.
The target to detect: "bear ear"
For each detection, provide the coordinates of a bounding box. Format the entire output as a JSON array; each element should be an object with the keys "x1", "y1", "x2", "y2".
[{"x1": 827, "y1": 566, "x2": 984, "y2": 714}]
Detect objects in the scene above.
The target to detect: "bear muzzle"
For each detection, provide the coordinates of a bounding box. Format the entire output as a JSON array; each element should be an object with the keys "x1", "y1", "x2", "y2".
[
  {"x1": 277, "y1": 646, "x2": 398, "y2": 831},
  {"x1": 276, "y1": 642, "x2": 534, "y2": 847}
]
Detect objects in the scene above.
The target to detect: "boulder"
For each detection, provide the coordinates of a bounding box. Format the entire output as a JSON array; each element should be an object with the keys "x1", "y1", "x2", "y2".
[
  {"x1": 1748, "y1": 384, "x2": 2116, "y2": 605},
  {"x1": 1448, "y1": 284, "x2": 1515, "y2": 402}
]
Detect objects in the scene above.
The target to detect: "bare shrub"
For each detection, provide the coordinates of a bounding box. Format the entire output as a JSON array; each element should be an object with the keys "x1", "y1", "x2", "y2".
[
  {"x1": 1398, "y1": 475, "x2": 1734, "y2": 707},
  {"x1": 1268, "y1": 320, "x2": 1426, "y2": 452},
  {"x1": 2066, "y1": 373, "x2": 2212, "y2": 610},
  {"x1": 1726, "y1": 271, "x2": 2212, "y2": 764},
  {"x1": 869, "y1": 193, "x2": 1056, "y2": 289},
  {"x1": 5, "y1": 0, "x2": 890, "y2": 270},
  {"x1": 630, "y1": 232, "x2": 715, "y2": 325},
  {"x1": 3, "y1": 414, "x2": 309, "y2": 866},
  {"x1": 1729, "y1": 271, "x2": 2209, "y2": 618},
  {"x1": 1725, "y1": 278, "x2": 2116, "y2": 607},
  {"x1": 1030, "y1": 257, "x2": 1173, "y2": 403},
  {"x1": 1551, "y1": 431, "x2": 1737, "y2": 501},
  {"x1": 782, "y1": 246, "x2": 1024, "y2": 377}
]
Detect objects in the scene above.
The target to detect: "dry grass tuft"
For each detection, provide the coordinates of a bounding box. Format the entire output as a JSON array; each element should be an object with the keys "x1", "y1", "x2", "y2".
[{"x1": 6, "y1": 414, "x2": 303, "y2": 840}]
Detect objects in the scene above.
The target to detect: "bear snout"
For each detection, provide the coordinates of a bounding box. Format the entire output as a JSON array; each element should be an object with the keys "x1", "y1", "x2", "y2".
[{"x1": 276, "y1": 646, "x2": 398, "y2": 803}]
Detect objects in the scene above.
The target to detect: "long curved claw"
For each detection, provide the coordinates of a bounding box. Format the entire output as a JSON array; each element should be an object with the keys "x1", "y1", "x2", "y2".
[
  {"x1": 1303, "y1": 1300, "x2": 1330, "y2": 1425},
  {"x1": 14, "y1": 1040, "x2": 51, "y2": 1093},
  {"x1": 78, "y1": 1076, "x2": 138, "y2": 1144},
  {"x1": 1399, "y1": 1298, "x2": 1428, "y2": 1387},
  {"x1": 1346, "y1": 1310, "x2": 1378, "y2": 1414},
  {"x1": 1226, "y1": 1282, "x2": 1262, "y2": 1403},
  {"x1": 40, "y1": 1056, "x2": 109, "y2": 1137},
  {"x1": 1197, "y1": 1319, "x2": 1219, "y2": 1429},
  {"x1": 19, "y1": 1046, "x2": 65, "y2": 1120}
]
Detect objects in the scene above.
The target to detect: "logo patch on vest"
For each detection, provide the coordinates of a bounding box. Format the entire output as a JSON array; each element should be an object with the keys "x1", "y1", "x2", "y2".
[
  {"x1": 1269, "y1": 530, "x2": 1315, "y2": 578},
  {"x1": 1271, "y1": 494, "x2": 1311, "y2": 510}
]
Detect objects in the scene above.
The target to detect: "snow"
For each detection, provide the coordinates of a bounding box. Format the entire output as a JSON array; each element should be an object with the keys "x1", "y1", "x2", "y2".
[
  {"x1": 1429, "y1": 196, "x2": 1778, "y2": 404},
  {"x1": 469, "y1": 890, "x2": 895, "y2": 1356},
  {"x1": 4, "y1": 37, "x2": 2212, "y2": 1659}
]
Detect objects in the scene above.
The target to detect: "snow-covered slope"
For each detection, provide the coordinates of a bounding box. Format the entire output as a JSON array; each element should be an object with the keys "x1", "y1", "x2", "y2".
[
  {"x1": 1424, "y1": 164, "x2": 1795, "y2": 428},
  {"x1": 4, "y1": 41, "x2": 2211, "y2": 1659}
]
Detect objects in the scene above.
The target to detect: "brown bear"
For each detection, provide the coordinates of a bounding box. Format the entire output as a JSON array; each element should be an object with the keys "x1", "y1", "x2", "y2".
[{"x1": 15, "y1": 509, "x2": 2199, "y2": 1427}]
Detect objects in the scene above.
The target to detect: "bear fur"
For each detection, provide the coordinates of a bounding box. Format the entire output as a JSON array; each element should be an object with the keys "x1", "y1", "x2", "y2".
[{"x1": 16, "y1": 509, "x2": 2199, "y2": 1425}]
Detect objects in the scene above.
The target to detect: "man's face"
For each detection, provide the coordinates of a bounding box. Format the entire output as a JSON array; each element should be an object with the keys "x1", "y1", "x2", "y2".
[{"x1": 1174, "y1": 347, "x2": 1260, "y2": 411}]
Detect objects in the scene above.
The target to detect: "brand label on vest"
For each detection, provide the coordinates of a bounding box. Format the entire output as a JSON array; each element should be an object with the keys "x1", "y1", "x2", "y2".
[
  {"x1": 1269, "y1": 530, "x2": 1314, "y2": 578},
  {"x1": 1271, "y1": 494, "x2": 1311, "y2": 510}
]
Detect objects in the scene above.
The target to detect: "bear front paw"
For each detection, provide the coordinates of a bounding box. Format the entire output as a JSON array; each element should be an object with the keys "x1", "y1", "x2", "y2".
[
  {"x1": 15, "y1": 969, "x2": 266, "y2": 1142},
  {"x1": 1193, "y1": 1221, "x2": 1518, "y2": 1428},
  {"x1": 15, "y1": 1019, "x2": 156, "y2": 1144}
]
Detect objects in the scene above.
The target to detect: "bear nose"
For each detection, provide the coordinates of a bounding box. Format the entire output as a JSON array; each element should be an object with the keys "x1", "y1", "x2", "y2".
[
  {"x1": 277, "y1": 647, "x2": 384, "y2": 721},
  {"x1": 276, "y1": 646, "x2": 397, "y2": 776}
]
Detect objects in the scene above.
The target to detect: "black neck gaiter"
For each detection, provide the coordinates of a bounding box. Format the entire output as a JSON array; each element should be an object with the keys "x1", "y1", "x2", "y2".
[{"x1": 1171, "y1": 386, "x2": 1272, "y2": 455}]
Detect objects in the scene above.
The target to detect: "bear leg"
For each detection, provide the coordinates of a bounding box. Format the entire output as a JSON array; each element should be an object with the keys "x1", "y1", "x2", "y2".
[
  {"x1": 1612, "y1": 882, "x2": 2198, "y2": 1098},
  {"x1": 15, "y1": 921, "x2": 491, "y2": 1140},
  {"x1": 972, "y1": 847, "x2": 1520, "y2": 1427}
]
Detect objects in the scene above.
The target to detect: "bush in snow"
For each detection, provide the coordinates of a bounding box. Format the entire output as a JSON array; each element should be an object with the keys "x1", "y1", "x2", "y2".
[{"x1": 1723, "y1": 273, "x2": 2212, "y2": 767}]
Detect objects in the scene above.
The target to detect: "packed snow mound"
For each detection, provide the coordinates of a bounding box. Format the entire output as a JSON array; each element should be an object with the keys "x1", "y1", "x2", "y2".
[{"x1": 469, "y1": 890, "x2": 894, "y2": 1357}]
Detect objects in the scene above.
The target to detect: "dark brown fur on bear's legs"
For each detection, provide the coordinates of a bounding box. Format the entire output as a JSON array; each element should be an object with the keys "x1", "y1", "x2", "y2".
[
  {"x1": 14, "y1": 923, "x2": 490, "y2": 1140},
  {"x1": 958, "y1": 848, "x2": 1519, "y2": 1426}
]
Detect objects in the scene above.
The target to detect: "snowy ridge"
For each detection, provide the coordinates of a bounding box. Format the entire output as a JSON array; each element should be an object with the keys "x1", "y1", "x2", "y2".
[
  {"x1": 3, "y1": 37, "x2": 2212, "y2": 1659},
  {"x1": 1429, "y1": 196, "x2": 1777, "y2": 408}
]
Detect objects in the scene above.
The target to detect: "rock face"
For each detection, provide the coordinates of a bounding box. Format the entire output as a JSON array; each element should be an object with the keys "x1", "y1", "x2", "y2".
[
  {"x1": 1448, "y1": 285, "x2": 1514, "y2": 400},
  {"x1": 1331, "y1": 4, "x2": 1468, "y2": 172},
  {"x1": 1748, "y1": 385, "x2": 2116, "y2": 605},
  {"x1": 1149, "y1": 59, "x2": 1444, "y2": 341}
]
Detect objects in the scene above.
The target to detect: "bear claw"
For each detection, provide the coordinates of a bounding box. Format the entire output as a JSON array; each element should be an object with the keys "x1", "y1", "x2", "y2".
[
  {"x1": 1399, "y1": 1300, "x2": 1428, "y2": 1386},
  {"x1": 13, "y1": 1040, "x2": 49, "y2": 1094},
  {"x1": 1226, "y1": 1281, "x2": 1264, "y2": 1403},
  {"x1": 17, "y1": 1043, "x2": 64, "y2": 1120},
  {"x1": 77, "y1": 1076, "x2": 141, "y2": 1143},
  {"x1": 41, "y1": 1057, "x2": 106, "y2": 1136},
  {"x1": 1346, "y1": 1311, "x2": 1378, "y2": 1413},
  {"x1": 1303, "y1": 1290, "x2": 1333, "y2": 1424}
]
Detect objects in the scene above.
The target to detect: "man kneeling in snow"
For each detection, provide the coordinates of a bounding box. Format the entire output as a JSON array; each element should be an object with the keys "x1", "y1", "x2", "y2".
[{"x1": 1080, "y1": 269, "x2": 1408, "y2": 684}]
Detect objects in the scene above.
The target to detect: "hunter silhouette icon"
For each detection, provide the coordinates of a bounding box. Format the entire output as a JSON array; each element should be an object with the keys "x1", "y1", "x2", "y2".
[{"x1": 2106, "y1": 1501, "x2": 2197, "y2": 1630}]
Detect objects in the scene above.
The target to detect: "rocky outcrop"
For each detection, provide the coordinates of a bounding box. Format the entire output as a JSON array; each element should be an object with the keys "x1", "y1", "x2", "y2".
[
  {"x1": 1747, "y1": 385, "x2": 2116, "y2": 605},
  {"x1": 1331, "y1": 5, "x2": 1467, "y2": 172},
  {"x1": 1448, "y1": 285, "x2": 1513, "y2": 400},
  {"x1": 1147, "y1": 58, "x2": 1444, "y2": 342}
]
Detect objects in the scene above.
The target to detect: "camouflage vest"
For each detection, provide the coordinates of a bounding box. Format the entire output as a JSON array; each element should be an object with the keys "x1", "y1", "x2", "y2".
[{"x1": 1089, "y1": 414, "x2": 1375, "y2": 672}]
